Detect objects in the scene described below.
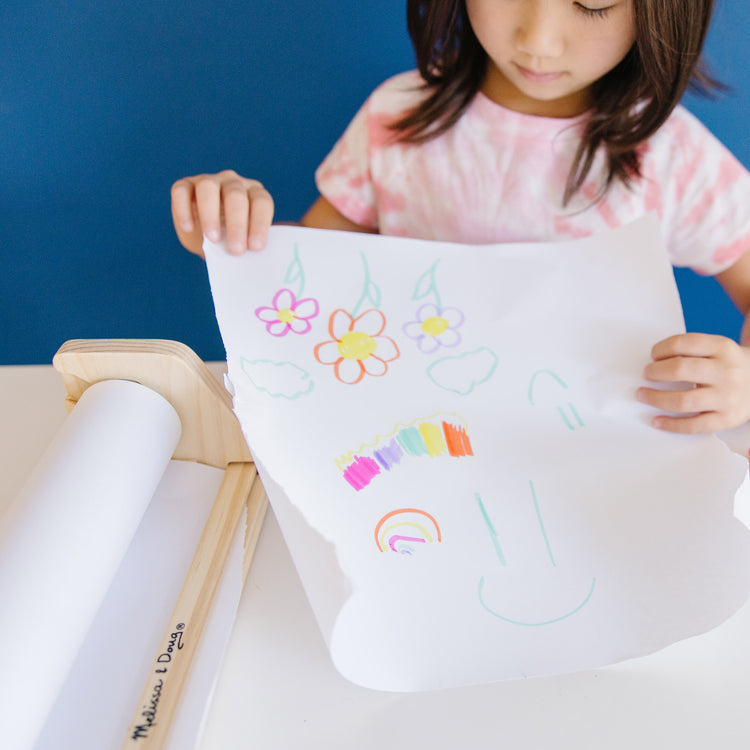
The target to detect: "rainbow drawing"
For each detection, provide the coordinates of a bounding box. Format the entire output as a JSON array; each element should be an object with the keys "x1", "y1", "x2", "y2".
[
  {"x1": 338, "y1": 413, "x2": 474, "y2": 491},
  {"x1": 375, "y1": 508, "x2": 442, "y2": 555}
]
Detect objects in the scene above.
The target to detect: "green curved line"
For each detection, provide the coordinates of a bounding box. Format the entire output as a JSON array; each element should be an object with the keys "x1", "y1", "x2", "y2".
[
  {"x1": 477, "y1": 576, "x2": 596, "y2": 627},
  {"x1": 426, "y1": 347, "x2": 499, "y2": 395},
  {"x1": 528, "y1": 369, "x2": 568, "y2": 406},
  {"x1": 240, "y1": 358, "x2": 315, "y2": 400}
]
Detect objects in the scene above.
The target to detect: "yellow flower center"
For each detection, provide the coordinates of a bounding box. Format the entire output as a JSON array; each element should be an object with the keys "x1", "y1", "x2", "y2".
[
  {"x1": 421, "y1": 316, "x2": 449, "y2": 337},
  {"x1": 277, "y1": 308, "x2": 296, "y2": 323},
  {"x1": 338, "y1": 331, "x2": 377, "y2": 361}
]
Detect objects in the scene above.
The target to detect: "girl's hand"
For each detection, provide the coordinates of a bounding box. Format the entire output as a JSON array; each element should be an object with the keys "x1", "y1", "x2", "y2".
[
  {"x1": 170, "y1": 170, "x2": 275, "y2": 257},
  {"x1": 637, "y1": 333, "x2": 750, "y2": 433}
]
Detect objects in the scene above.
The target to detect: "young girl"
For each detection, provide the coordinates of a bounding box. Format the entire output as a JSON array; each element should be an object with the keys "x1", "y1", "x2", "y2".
[{"x1": 172, "y1": 0, "x2": 750, "y2": 435}]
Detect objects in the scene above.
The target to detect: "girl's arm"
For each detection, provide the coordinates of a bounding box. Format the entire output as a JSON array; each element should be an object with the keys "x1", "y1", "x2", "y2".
[
  {"x1": 715, "y1": 250, "x2": 750, "y2": 344},
  {"x1": 300, "y1": 195, "x2": 379, "y2": 235},
  {"x1": 637, "y1": 251, "x2": 750, "y2": 434},
  {"x1": 171, "y1": 170, "x2": 374, "y2": 258}
]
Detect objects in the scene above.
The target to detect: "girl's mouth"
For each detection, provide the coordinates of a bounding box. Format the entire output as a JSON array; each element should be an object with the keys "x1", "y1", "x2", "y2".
[{"x1": 514, "y1": 63, "x2": 565, "y2": 84}]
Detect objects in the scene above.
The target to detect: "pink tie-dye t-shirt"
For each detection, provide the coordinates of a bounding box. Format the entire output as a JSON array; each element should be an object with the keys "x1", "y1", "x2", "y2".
[{"x1": 316, "y1": 70, "x2": 750, "y2": 275}]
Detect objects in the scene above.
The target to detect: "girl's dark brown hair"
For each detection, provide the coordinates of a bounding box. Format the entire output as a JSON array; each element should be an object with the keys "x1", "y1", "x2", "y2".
[{"x1": 392, "y1": 0, "x2": 720, "y2": 204}]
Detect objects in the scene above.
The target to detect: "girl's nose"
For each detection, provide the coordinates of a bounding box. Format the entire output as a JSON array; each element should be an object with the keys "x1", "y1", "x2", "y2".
[{"x1": 515, "y1": 2, "x2": 565, "y2": 59}]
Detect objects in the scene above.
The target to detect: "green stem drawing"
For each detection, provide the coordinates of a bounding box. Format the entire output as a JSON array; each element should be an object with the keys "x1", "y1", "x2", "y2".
[
  {"x1": 411, "y1": 260, "x2": 442, "y2": 310},
  {"x1": 351, "y1": 251, "x2": 382, "y2": 317},
  {"x1": 283, "y1": 243, "x2": 306, "y2": 297}
]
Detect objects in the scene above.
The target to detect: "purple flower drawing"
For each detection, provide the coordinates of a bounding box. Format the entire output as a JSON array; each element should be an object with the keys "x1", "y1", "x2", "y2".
[{"x1": 403, "y1": 303, "x2": 464, "y2": 354}]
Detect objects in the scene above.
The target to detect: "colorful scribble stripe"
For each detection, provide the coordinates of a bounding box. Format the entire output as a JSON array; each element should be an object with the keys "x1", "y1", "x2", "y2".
[
  {"x1": 334, "y1": 411, "x2": 469, "y2": 470},
  {"x1": 442, "y1": 422, "x2": 473, "y2": 457},
  {"x1": 341, "y1": 417, "x2": 474, "y2": 491},
  {"x1": 373, "y1": 439, "x2": 404, "y2": 471},
  {"x1": 342, "y1": 456, "x2": 381, "y2": 491}
]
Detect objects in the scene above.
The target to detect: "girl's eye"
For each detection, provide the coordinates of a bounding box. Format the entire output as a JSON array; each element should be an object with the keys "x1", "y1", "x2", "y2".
[{"x1": 574, "y1": 2, "x2": 612, "y2": 18}]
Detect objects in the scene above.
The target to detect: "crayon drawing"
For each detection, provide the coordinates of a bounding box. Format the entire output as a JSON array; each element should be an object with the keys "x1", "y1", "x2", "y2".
[
  {"x1": 351, "y1": 251, "x2": 382, "y2": 317},
  {"x1": 312, "y1": 250, "x2": 398, "y2": 385},
  {"x1": 475, "y1": 487, "x2": 596, "y2": 626},
  {"x1": 314, "y1": 309, "x2": 400, "y2": 385},
  {"x1": 528, "y1": 369, "x2": 585, "y2": 431},
  {"x1": 337, "y1": 413, "x2": 474, "y2": 490},
  {"x1": 240, "y1": 358, "x2": 315, "y2": 399},
  {"x1": 375, "y1": 508, "x2": 442, "y2": 555},
  {"x1": 411, "y1": 260, "x2": 444, "y2": 309},
  {"x1": 254, "y1": 288, "x2": 320, "y2": 337},
  {"x1": 403, "y1": 303, "x2": 464, "y2": 354},
  {"x1": 475, "y1": 485, "x2": 559, "y2": 569},
  {"x1": 477, "y1": 576, "x2": 597, "y2": 627},
  {"x1": 427, "y1": 348, "x2": 499, "y2": 395},
  {"x1": 405, "y1": 260, "x2": 465, "y2": 354},
  {"x1": 283, "y1": 242, "x2": 307, "y2": 297},
  {"x1": 204, "y1": 221, "x2": 750, "y2": 689}
]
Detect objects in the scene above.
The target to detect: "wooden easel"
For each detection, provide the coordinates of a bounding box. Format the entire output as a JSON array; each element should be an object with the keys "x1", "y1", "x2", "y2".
[{"x1": 53, "y1": 338, "x2": 267, "y2": 749}]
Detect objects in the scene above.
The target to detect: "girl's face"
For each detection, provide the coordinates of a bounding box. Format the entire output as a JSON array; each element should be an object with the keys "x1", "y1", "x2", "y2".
[{"x1": 465, "y1": 0, "x2": 636, "y2": 117}]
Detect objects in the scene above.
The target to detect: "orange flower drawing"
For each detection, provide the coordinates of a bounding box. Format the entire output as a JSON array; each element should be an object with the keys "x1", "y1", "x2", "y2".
[{"x1": 314, "y1": 309, "x2": 400, "y2": 385}]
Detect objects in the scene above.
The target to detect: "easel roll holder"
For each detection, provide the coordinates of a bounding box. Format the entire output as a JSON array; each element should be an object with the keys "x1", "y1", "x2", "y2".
[{"x1": 52, "y1": 339, "x2": 267, "y2": 749}]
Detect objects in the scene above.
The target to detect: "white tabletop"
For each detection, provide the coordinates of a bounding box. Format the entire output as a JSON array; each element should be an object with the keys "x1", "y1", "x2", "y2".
[{"x1": 3, "y1": 364, "x2": 750, "y2": 749}]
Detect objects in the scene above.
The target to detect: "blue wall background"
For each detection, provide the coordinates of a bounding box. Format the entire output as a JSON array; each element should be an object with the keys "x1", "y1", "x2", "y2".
[{"x1": 2, "y1": 0, "x2": 749, "y2": 364}]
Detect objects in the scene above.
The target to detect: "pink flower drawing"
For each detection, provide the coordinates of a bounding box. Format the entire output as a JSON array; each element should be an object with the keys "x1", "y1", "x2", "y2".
[
  {"x1": 255, "y1": 288, "x2": 319, "y2": 337},
  {"x1": 314, "y1": 308, "x2": 400, "y2": 385}
]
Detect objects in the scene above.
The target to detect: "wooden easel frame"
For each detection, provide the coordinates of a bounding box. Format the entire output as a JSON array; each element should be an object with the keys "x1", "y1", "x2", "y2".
[{"x1": 53, "y1": 338, "x2": 267, "y2": 749}]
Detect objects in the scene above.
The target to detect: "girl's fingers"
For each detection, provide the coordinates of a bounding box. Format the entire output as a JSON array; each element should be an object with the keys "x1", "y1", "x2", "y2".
[
  {"x1": 193, "y1": 177, "x2": 223, "y2": 243},
  {"x1": 170, "y1": 179, "x2": 206, "y2": 257},
  {"x1": 247, "y1": 182, "x2": 275, "y2": 250},
  {"x1": 173, "y1": 172, "x2": 275, "y2": 254},
  {"x1": 643, "y1": 354, "x2": 721, "y2": 387},
  {"x1": 650, "y1": 333, "x2": 734, "y2": 361},
  {"x1": 637, "y1": 382, "x2": 735, "y2": 434},
  {"x1": 639, "y1": 334, "x2": 750, "y2": 433},
  {"x1": 636, "y1": 383, "x2": 717, "y2": 415},
  {"x1": 170, "y1": 179, "x2": 196, "y2": 232},
  {"x1": 649, "y1": 410, "x2": 728, "y2": 435},
  {"x1": 221, "y1": 177, "x2": 252, "y2": 255}
]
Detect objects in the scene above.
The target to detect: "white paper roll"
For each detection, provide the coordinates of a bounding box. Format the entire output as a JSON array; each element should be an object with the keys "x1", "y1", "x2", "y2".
[{"x1": 0, "y1": 379, "x2": 181, "y2": 750}]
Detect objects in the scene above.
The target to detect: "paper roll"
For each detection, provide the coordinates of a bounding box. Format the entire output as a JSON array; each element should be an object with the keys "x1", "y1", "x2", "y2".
[{"x1": 0, "y1": 379, "x2": 181, "y2": 750}]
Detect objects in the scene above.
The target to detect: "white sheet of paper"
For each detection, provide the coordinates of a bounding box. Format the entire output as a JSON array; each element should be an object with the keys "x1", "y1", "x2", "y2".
[{"x1": 204, "y1": 216, "x2": 750, "y2": 691}]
